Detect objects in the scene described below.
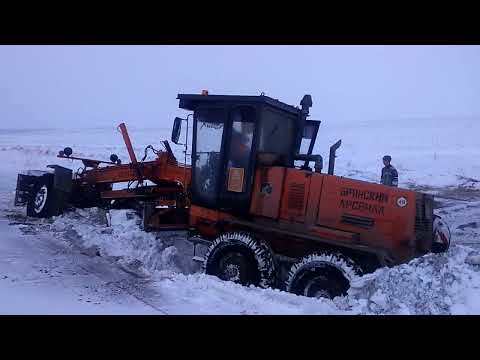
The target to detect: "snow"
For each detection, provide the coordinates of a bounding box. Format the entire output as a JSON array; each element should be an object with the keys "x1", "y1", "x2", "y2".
[
  {"x1": 347, "y1": 245, "x2": 480, "y2": 314},
  {"x1": 314, "y1": 116, "x2": 480, "y2": 189},
  {"x1": 1, "y1": 116, "x2": 478, "y2": 190},
  {"x1": 52, "y1": 208, "x2": 199, "y2": 276},
  {"x1": 7, "y1": 205, "x2": 477, "y2": 315},
  {"x1": 0, "y1": 219, "x2": 158, "y2": 314},
  {"x1": 466, "y1": 255, "x2": 480, "y2": 265},
  {"x1": 0, "y1": 119, "x2": 480, "y2": 314}
]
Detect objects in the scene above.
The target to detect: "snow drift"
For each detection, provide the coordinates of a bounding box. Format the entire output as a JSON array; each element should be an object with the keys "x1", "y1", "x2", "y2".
[{"x1": 47, "y1": 207, "x2": 480, "y2": 315}]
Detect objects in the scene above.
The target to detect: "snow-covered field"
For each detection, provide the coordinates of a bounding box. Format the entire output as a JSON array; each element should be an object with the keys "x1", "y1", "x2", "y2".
[{"x1": 1, "y1": 118, "x2": 479, "y2": 314}]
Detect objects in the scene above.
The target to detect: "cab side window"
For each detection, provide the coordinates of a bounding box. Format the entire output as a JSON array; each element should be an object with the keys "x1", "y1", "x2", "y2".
[
  {"x1": 257, "y1": 107, "x2": 295, "y2": 165},
  {"x1": 227, "y1": 107, "x2": 255, "y2": 170}
]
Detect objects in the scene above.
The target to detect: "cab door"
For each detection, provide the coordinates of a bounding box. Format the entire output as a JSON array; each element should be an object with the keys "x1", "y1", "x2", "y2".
[
  {"x1": 191, "y1": 107, "x2": 227, "y2": 208},
  {"x1": 218, "y1": 105, "x2": 257, "y2": 214}
]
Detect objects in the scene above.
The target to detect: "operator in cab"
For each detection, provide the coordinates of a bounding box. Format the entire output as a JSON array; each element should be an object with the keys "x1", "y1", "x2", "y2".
[
  {"x1": 228, "y1": 122, "x2": 253, "y2": 170},
  {"x1": 381, "y1": 155, "x2": 398, "y2": 187}
]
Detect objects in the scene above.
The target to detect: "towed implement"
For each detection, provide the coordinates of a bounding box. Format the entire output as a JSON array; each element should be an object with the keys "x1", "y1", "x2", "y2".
[{"x1": 14, "y1": 92, "x2": 452, "y2": 299}]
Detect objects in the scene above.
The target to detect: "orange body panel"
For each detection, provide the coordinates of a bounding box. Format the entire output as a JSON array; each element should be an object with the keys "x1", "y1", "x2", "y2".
[
  {"x1": 189, "y1": 205, "x2": 234, "y2": 239},
  {"x1": 279, "y1": 169, "x2": 311, "y2": 222},
  {"x1": 250, "y1": 167, "x2": 286, "y2": 218},
  {"x1": 304, "y1": 173, "x2": 324, "y2": 226},
  {"x1": 317, "y1": 175, "x2": 416, "y2": 259},
  {"x1": 189, "y1": 205, "x2": 234, "y2": 223},
  {"x1": 308, "y1": 225, "x2": 359, "y2": 243},
  {"x1": 250, "y1": 166, "x2": 419, "y2": 261}
]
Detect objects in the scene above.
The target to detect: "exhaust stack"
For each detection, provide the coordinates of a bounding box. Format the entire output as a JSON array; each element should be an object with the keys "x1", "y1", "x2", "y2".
[{"x1": 328, "y1": 139, "x2": 342, "y2": 175}]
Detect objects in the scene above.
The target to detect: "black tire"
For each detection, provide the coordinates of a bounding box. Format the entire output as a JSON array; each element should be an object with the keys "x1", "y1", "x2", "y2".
[
  {"x1": 286, "y1": 252, "x2": 362, "y2": 299},
  {"x1": 431, "y1": 215, "x2": 451, "y2": 253},
  {"x1": 27, "y1": 175, "x2": 55, "y2": 218},
  {"x1": 203, "y1": 232, "x2": 275, "y2": 288}
]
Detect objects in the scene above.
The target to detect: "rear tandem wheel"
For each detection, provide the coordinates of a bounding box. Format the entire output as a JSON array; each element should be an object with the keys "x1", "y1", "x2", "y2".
[{"x1": 286, "y1": 252, "x2": 362, "y2": 299}]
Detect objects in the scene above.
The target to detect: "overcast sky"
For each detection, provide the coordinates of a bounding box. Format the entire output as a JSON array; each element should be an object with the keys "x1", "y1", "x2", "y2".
[{"x1": 1, "y1": 45, "x2": 479, "y2": 129}]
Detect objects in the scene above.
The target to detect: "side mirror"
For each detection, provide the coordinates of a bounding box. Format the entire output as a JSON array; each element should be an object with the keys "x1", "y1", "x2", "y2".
[
  {"x1": 303, "y1": 124, "x2": 315, "y2": 139},
  {"x1": 171, "y1": 117, "x2": 183, "y2": 144}
]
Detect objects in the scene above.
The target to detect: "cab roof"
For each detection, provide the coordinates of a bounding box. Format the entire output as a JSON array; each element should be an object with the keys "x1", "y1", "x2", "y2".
[{"x1": 177, "y1": 94, "x2": 302, "y2": 116}]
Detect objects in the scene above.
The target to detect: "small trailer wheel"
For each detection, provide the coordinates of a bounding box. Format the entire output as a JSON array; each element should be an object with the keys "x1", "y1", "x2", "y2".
[
  {"x1": 203, "y1": 232, "x2": 275, "y2": 288},
  {"x1": 286, "y1": 252, "x2": 362, "y2": 299},
  {"x1": 27, "y1": 175, "x2": 55, "y2": 218}
]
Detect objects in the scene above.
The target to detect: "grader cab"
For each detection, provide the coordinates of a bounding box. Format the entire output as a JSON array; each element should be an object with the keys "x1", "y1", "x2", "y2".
[{"x1": 14, "y1": 92, "x2": 451, "y2": 299}]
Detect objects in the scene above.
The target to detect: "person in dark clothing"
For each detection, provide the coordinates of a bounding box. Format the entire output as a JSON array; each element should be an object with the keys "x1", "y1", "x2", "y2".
[{"x1": 381, "y1": 155, "x2": 398, "y2": 187}]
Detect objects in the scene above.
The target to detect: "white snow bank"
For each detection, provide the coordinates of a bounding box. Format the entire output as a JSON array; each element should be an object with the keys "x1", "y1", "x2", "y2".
[
  {"x1": 155, "y1": 274, "x2": 345, "y2": 315},
  {"x1": 52, "y1": 208, "x2": 200, "y2": 276},
  {"x1": 51, "y1": 208, "x2": 480, "y2": 315},
  {"x1": 347, "y1": 245, "x2": 480, "y2": 315}
]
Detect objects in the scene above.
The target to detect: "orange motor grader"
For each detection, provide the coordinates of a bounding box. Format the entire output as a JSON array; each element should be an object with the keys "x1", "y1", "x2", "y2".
[{"x1": 14, "y1": 92, "x2": 451, "y2": 299}]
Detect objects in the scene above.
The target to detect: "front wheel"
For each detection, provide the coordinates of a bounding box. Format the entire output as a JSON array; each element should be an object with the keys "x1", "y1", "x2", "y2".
[{"x1": 203, "y1": 232, "x2": 275, "y2": 288}]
